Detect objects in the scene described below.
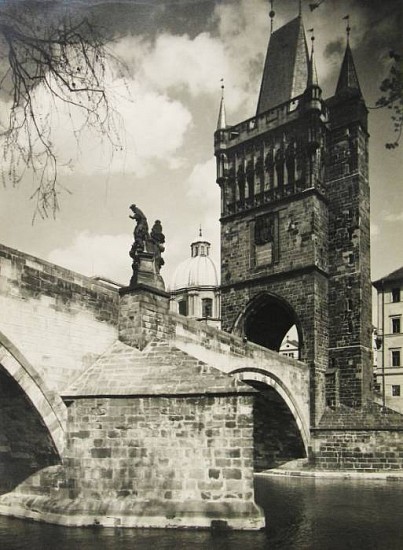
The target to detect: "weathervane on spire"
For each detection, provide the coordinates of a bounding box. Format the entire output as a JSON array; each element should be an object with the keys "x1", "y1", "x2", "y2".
[
  {"x1": 269, "y1": 0, "x2": 275, "y2": 35},
  {"x1": 307, "y1": 27, "x2": 315, "y2": 54},
  {"x1": 343, "y1": 14, "x2": 351, "y2": 43}
]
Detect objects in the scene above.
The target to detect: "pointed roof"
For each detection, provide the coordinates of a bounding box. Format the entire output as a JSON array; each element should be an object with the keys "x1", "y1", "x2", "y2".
[
  {"x1": 307, "y1": 39, "x2": 319, "y2": 88},
  {"x1": 256, "y1": 16, "x2": 309, "y2": 115},
  {"x1": 217, "y1": 92, "x2": 226, "y2": 129},
  {"x1": 335, "y1": 42, "x2": 362, "y2": 97}
]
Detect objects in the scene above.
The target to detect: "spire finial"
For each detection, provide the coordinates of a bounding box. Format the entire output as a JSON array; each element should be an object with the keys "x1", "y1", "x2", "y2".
[
  {"x1": 308, "y1": 27, "x2": 315, "y2": 55},
  {"x1": 299, "y1": 0, "x2": 302, "y2": 16},
  {"x1": 217, "y1": 79, "x2": 227, "y2": 130},
  {"x1": 199, "y1": 225, "x2": 202, "y2": 238},
  {"x1": 269, "y1": 0, "x2": 275, "y2": 35},
  {"x1": 343, "y1": 14, "x2": 350, "y2": 43}
]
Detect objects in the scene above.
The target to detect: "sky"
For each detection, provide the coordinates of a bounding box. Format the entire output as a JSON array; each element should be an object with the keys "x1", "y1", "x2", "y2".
[{"x1": 0, "y1": 0, "x2": 402, "y2": 299}]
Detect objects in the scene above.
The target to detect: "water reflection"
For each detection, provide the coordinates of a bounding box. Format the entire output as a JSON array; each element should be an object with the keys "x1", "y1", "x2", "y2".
[
  {"x1": 1, "y1": 476, "x2": 403, "y2": 549},
  {"x1": 256, "y1": 475, "x2": 403, "y2": 550}
]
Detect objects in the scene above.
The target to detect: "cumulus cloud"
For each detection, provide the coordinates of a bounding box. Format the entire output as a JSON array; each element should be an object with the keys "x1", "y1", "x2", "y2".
[{"x1": 47, "y1": 232, "x2": 132, "y2": 283}]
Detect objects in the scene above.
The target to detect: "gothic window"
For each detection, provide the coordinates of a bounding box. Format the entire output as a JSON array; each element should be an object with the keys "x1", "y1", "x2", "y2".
[
  {"x1": 392, "y1": 317, "x2": 401, "y2": 334},
  {"x1": 275, "y1": 148, "x2": 284, "y2": 188},
  {"x1": 217, "y1": 153, "x2": 228, "y2": 180},
  {"x1": 392, "y1": 288, "x2": 401, "y2": 303},
  {"x1": 237, "y1": 165, "x2": 245, "y2": 204},
  {"x1": 202, "y1": 298, "x2": 213, "y2": 318},
  {"x1": 246, "y1": 160, "x2": 254, "y2": 201},
  {"x1": 178, "y1": 299, "x2": 188, "y2": 316},
  {"x1": 286, "y1": 142, "x2": 296, "y2": 186},
  {"x1": 264, "y1": 149, "x2": 274, "y2": 190}
]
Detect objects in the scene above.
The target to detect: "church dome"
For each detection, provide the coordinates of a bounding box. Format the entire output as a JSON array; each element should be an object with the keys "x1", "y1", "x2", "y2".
[{"x1": 170, "y1": 236, "x2": 219, "y2": 291}]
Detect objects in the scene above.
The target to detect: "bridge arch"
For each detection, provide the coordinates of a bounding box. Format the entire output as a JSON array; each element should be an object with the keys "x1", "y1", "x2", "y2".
[
  {"x1": 233, "y1": 291, "x2": 304, "y2": 357},
  {"x1": 0, "y1": 330, "x2": 66, "y2": 492},
  {"x1": 231, "y1": 368, "x2": 309, "y2": 458}
]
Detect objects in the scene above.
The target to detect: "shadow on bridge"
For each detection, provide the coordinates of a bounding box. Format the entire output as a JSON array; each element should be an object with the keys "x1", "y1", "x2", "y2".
[{"x1": 0, "y1": 331, "x2": 66, "y2": 495}]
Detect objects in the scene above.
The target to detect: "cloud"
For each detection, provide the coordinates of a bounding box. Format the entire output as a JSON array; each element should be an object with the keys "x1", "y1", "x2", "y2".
[
  {"x1": 384, "y1": 212, "x2": 403, "y2": 222},
  {"x1": 47, "y1": 231, "x2": 132, "y2": 284}
]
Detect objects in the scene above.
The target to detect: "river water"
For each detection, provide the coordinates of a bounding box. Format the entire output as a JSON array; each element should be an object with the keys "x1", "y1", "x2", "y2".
[{"x1": 1, "y1": 476, "x2": 402, "y2": 549}]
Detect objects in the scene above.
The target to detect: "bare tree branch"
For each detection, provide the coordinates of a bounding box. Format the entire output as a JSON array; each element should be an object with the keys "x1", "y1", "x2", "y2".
[{"x1": 0, "y1": 1, "x2": 125, "y2": 219}]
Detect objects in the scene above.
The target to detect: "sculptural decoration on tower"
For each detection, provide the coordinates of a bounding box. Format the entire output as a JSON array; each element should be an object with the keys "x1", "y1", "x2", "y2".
[{"x1": 128, "y1": 204, "x2": 165, "y2": 287}]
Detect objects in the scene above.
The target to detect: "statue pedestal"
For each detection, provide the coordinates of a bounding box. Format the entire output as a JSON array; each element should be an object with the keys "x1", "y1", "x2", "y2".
[{"x1": 120, "y1": 252, "x2": 166, "y2": 295}]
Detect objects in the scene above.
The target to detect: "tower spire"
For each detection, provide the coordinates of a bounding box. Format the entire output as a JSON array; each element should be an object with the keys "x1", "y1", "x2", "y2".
[
  {"x1": 307, "y1": 28, "x2": 318, "y2": 88},
  {"x1": 216, "y1": 79, "x2": 227, "y2": 130},
  {"x1": 335, "y1": 16, "x2": 362, "y2": 98}
]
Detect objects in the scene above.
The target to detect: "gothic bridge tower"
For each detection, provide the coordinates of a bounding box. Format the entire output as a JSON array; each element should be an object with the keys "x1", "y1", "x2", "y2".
[{"x1": 214, "y1": 12, "x2": 372, "y2": 424}]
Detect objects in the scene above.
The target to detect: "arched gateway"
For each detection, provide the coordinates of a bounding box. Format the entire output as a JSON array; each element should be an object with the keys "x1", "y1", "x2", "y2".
[{"x1": 233, "y1": 292, "x2": 303, "y2": 356}]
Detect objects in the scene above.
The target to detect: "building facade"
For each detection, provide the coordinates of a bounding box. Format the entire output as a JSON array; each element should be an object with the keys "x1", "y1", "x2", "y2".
[
  {"x1": 169, "y1": 233, "x2": 221, "y2": 328},
  {"x1": 373, "y1": 268, "x2": 403, "y2": 413},
  {"x1": 215, "y1": 13, "x2": 372, "y2": 423}
]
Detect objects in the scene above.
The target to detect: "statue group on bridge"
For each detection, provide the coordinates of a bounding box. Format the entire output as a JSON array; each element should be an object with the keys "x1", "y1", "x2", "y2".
[{"x1": 129, "y1": 204, "x2": 165, "y2": 286}]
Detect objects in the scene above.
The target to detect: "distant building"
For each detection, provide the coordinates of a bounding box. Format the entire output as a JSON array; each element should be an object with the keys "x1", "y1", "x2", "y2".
[
  {"x1": 279, "y1": 336, "x2": 299, "y2": 359},
  {"x1": 169, "y1": 232, "x2": 221, "y2": 328},
  {"x1": 373, "y1": 267, "x2": 403, "y2": 413}
]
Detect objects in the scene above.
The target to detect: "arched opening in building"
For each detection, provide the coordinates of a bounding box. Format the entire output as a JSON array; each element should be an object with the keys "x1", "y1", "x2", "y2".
[
  {"x1": 0, "y1": 366, "x2": 60, "y2": 495},
  {"x1": 241, "y1": 293, "x2": 302, "y2": 358}
]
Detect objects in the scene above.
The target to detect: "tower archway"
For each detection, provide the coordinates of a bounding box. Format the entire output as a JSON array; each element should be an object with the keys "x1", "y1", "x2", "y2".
[{"x1": 234, "y1": 292, "x2": 303, "y2": 358}]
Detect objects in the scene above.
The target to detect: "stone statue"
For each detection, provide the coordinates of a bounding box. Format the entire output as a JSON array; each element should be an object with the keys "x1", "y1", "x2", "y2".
[
  {"x1": 150, "y1": 219, "x2": 165, "y2": 274},
  {"x1": 129, "y1": 204, "x2": 149, "y2": 255},
  {"x1": 128, "y1": 204, "x2": 165, "y2": 286}
]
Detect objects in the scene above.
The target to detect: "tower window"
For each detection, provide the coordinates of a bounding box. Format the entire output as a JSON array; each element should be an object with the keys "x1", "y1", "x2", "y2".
[
  {"x1": 391, "y1": 317, "x2": 401, "y2": 334},
  {"x1": 392, "y1": 288, "x2": 401, "y2": 303},
  {"x1": 202, "y1": 298, "x2": 213, "y2": 318},
  {"x1": 391, "y1": 349, "x2": 401, "y2": 367},
  {"x1": 392, "y1": 385, "x2": 401, "y2": 397}
]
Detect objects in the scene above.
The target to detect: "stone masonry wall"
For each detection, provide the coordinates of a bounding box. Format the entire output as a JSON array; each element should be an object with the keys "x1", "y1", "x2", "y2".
[
  {"x1": 0, "y1": 244, "x2": 119, "y2": 391},
  {"x1": 313, "y1": 430, "x2": 403, "y2": 471},
  {"x1": 220, "y1": 192, "x2": 328, "y2": 299},
  {"x1": 56, "y1": 394, "x2": 262, "y2": 527},
  {"x1": 313, "y1": 404, "x2": 403, "y2": 470},
  {"x1": 326, "y1": 98, "x2": 372, "y2": 408},
  {"x1": 65, "y1": 395, "x2": 254, "y2": 502}
]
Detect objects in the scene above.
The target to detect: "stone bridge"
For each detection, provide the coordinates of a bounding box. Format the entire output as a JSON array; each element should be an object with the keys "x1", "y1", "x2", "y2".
[
  {"x1": 170, "y1": 318, "x2": 311, "y2": 453},
  {"x1": 2, "y1": 244, "x2": 403, "y2": 529},
  {"x1": 0, "y1": 243, "x2": 311, "y2": 470}
]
